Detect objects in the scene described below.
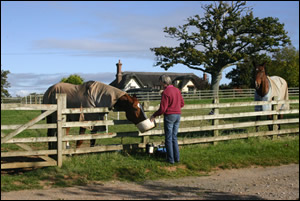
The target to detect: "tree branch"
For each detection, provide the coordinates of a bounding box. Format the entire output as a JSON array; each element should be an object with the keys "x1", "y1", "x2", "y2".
[{"x1": 185, "y1": 63, "x2": 208, "y2": 73}]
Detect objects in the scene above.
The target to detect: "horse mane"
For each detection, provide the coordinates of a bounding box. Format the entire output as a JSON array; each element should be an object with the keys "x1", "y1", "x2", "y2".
[{"x1": 114, "y1": 93, "x2": 134, "y2": 111}]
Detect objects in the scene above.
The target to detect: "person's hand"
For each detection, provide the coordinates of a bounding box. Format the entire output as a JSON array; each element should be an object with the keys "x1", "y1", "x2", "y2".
[{"x1": 150, "y1": 115, "x2": 155, "y2": 122}]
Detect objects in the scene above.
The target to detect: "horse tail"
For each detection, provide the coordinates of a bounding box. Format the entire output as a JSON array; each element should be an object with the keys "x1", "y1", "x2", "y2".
[
  {"x1": 42, "y1": 85, "x2": 57, "y2": 121},
  {"x1": 283, "y1": 79, "x2": 290, "y2": 110}
]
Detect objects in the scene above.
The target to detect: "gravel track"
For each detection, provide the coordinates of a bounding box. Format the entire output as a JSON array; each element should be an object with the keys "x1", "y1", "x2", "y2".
[{"x1": 1, "y1": 164, "x2": 299, "y2": 200}]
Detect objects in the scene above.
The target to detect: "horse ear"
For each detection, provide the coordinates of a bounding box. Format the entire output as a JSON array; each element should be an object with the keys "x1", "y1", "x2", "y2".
[{"x1": 133, "y1": 94, "x2": 137, "y2": 98}]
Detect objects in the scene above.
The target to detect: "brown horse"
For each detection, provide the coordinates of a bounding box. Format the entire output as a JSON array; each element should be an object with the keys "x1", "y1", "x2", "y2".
[
  {"x1": 43, "y1": 81, "x2": 147, "y2": 149},
  {"x1": 254, "y1": 62, "x2": 289, "y2": 131}
]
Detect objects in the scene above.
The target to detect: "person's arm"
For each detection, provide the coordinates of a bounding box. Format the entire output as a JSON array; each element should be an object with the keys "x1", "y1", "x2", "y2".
[
  {"x1": 150, "y1": 93, "x2": 169, "y2": 121},
  {"x1": 180, "y1": 92, "x2": 184, "y2": 108}
]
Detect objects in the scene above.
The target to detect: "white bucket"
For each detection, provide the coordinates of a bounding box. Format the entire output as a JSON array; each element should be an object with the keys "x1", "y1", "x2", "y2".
[{"x1": 136, "y1": 119, "x2": 156, "y2": 133}]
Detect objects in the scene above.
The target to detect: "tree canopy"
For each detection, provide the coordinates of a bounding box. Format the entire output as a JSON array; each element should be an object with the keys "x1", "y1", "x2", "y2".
[
  {"x1": 151, "y1": 1, "x2": 291, "y2": 97},
  {"x1": 60, "y1": 74, "x2": 84, "y2": 85},
  {"x1": 268, "y1": 46, "x2": 299, "y2": 87},
  {"x1": 226, "y1": 54, "x2": 271, "y2": 88}
]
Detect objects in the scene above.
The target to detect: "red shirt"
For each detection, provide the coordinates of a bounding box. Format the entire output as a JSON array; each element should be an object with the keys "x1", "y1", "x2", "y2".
[{"x1": 153, "y1": 85, "x2": 184, "y2": 117}]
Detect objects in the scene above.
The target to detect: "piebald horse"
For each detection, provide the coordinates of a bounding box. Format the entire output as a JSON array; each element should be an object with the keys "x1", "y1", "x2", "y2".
[
  {"x1": 43, "y1": 81, "x2": 147, "y2": 149},
  {"x1": 254, "y1": 62, "x2": 289, "y2": 131}
]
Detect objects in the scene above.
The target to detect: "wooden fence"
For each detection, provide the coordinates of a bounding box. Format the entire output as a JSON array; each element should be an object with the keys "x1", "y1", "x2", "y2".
[{"x1": 1, "y1": 94, "x2": 299, "y2": 169}]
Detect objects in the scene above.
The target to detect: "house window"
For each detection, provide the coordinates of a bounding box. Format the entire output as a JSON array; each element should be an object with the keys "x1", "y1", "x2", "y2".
[{"x1": 188, "y1": 86, "x2": 195, "y2": 92}]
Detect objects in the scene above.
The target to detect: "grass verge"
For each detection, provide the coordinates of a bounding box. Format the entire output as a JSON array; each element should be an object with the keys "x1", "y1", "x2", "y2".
[{"x1": 1, "y1": 136, "x2": 299, "y2": 192}]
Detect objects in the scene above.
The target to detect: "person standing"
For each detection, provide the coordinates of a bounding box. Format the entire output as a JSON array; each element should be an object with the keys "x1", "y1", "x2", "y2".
[{"x1": 150, "y1": 75, "x2": 184, "y2": 164}]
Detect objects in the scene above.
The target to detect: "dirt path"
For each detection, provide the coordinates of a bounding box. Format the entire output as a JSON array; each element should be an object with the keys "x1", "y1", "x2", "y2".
[{"x1": 1, "y1": 164, "x2": 299, "y2": 200}]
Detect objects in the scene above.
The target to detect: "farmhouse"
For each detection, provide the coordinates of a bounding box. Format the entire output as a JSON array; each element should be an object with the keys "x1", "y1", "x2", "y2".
[{"x1": 110, "y1": 60, "x2": 209, "y2": 92}]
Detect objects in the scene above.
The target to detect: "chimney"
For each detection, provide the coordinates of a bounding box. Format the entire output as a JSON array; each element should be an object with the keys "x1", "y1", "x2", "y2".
[
  {"x1": 116, "y1": 60, "x2": 122, "y2": 84},
  {"x1": 203, "y1": 72, "x2": 207, "y2": 81}
]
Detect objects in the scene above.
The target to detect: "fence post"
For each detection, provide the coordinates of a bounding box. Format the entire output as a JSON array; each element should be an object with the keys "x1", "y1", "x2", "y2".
[
  {"x1": 212, "y1": 97, "x2": 219, "y2": 145},
  {"x1": 56, "y1": 93, "x2": 67, "y2": 167},
  {"x1": 272, "y1": 96, "x2": 279, "y2": 139},
  {"x1": 105, "y1": 113, "x2": 108, "y2": 133}
]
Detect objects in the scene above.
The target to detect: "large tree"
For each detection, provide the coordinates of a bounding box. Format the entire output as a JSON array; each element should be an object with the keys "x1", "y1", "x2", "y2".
[{"x1": 151, "y1": 1, "x2": 290, "y2": 98}]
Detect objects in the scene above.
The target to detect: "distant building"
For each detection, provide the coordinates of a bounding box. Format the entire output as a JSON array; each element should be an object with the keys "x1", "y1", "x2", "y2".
[{"x1": 110, "y1": 60, "x2": 209, "y2": 92}]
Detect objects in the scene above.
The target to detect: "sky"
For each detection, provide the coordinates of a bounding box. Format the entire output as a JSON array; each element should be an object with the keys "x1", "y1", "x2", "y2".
[{"x1": 1, "y1": 1, "x2": 299, "y2": 97}]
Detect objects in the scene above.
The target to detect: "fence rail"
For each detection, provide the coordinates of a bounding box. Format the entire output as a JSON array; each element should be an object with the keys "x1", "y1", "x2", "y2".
[
  {"x1": 131, "y1": 87, "x2": 299, "y2": 101},
  {"x1": 1, "y1": 94, "x2": 299, "y2": 169},
  {"x1": 2, "y1": 87, "x2": 299, "y2": 103}
]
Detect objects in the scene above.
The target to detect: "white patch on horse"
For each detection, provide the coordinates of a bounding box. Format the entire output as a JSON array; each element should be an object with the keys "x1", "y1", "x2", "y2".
[{"x1": 138, "y1": 103, "x2": 147, "y2": 119}]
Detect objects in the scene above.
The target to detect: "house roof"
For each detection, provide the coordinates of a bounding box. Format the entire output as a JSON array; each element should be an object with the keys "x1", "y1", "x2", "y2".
[{"x1": 110, "y1": 71, "x2": 208, "y2": 91}]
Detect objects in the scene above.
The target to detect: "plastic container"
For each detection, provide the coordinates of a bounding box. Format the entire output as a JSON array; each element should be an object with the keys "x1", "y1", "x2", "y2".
[{"x1": 136, "y1": 119, "x2": 156, "y2": 133}]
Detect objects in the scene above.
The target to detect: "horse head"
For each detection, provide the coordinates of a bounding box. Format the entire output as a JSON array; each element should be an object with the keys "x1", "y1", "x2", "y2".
[
  {"x1": 114, "y1": 94, "x2": 147, "y2": 125},
  {"x1": 114, "y1": 94, "x2": 156, "y2": 132},
  {"x1": 253, "y1": 61, "x2": 267, "y2": 91}
]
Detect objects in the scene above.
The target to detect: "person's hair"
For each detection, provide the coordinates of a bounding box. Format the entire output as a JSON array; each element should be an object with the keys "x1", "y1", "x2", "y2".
[{"x1": 159, "y1": 75, "x2": 172, "y2": 85}]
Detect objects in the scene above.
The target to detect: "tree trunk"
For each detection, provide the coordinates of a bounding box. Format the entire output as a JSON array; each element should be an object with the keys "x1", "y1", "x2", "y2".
[{"x1": 211, "y1": 70, "x2": 223, "y2": 99}]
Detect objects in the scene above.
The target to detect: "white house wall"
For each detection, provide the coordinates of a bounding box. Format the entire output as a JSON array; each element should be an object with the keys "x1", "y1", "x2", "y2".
[
  {"x1": 124, "y1": 78, "x2": 141, "y2": 91},
  {"x1": 181, "y1": 80, "x2": 195, "y2": 92}
]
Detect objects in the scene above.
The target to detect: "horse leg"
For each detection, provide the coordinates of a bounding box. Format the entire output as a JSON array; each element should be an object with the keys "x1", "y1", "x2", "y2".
[
  {"x1": 256, "y1": 116, "x2": 260, "y2": 132},
  {"x1": 47, "y1": 115, "x2": 57, "y2": 150},
  {"x1": 267, "y1": 115, "x2": 273, "y2": 131},
  {"x1": 76, "y1": 127, "x2": 86, "y2": 148},
  {"x1": 47, "y1": 128, "x2": 56, "y2": 150},
  {"x1": 90, "y1": 125, "x2": 106, "y2": 147},
  {"x1": 278, "y1": 114, "x2": 283, "y2": 130},
  {"x1": 90, "y1": 128, "x2": 97, "y2": 147},
  {"x1": 65, "y1": 127, "x2": 70, "y2": 149},
  {"x1": 89, "y1": 115, "x2": 106, "y2": 147}
]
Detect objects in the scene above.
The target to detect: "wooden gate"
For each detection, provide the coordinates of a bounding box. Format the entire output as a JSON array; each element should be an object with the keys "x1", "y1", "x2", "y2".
[{"x1": 1, "y1": 102, "x2": 58, "y2": 169}]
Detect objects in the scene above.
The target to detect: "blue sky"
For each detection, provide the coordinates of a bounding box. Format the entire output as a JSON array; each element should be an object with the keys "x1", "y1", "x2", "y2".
[{"x1": 1, "y1": 1, "x2": 299, "y2": 97}]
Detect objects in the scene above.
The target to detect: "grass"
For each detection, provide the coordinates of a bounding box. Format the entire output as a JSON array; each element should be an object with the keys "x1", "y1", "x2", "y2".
[{"x1": 1, "y1": 136, "x2": 299, "y2": 192}]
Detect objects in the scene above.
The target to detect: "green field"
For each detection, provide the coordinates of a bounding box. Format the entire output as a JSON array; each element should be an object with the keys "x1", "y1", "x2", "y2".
[{"x1": 1, "y1": 97, "x2": 299, "y2": 192}]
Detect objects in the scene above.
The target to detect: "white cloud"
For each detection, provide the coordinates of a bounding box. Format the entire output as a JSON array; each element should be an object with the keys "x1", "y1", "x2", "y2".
[
  {"x1": 15, "y1": 90, "x2": 31, "y2": 97},
  {"x1": 7, "y1": 72, "x2": 116, "y2": 97},
  {"x1": 30, "y1": 3, "x2": 198, "y2": 59}
]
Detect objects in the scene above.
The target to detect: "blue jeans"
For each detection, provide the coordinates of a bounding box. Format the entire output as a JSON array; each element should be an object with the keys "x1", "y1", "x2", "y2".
[{"x1": 164, "y1": 114, "x2": 180, "y2": 164}]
